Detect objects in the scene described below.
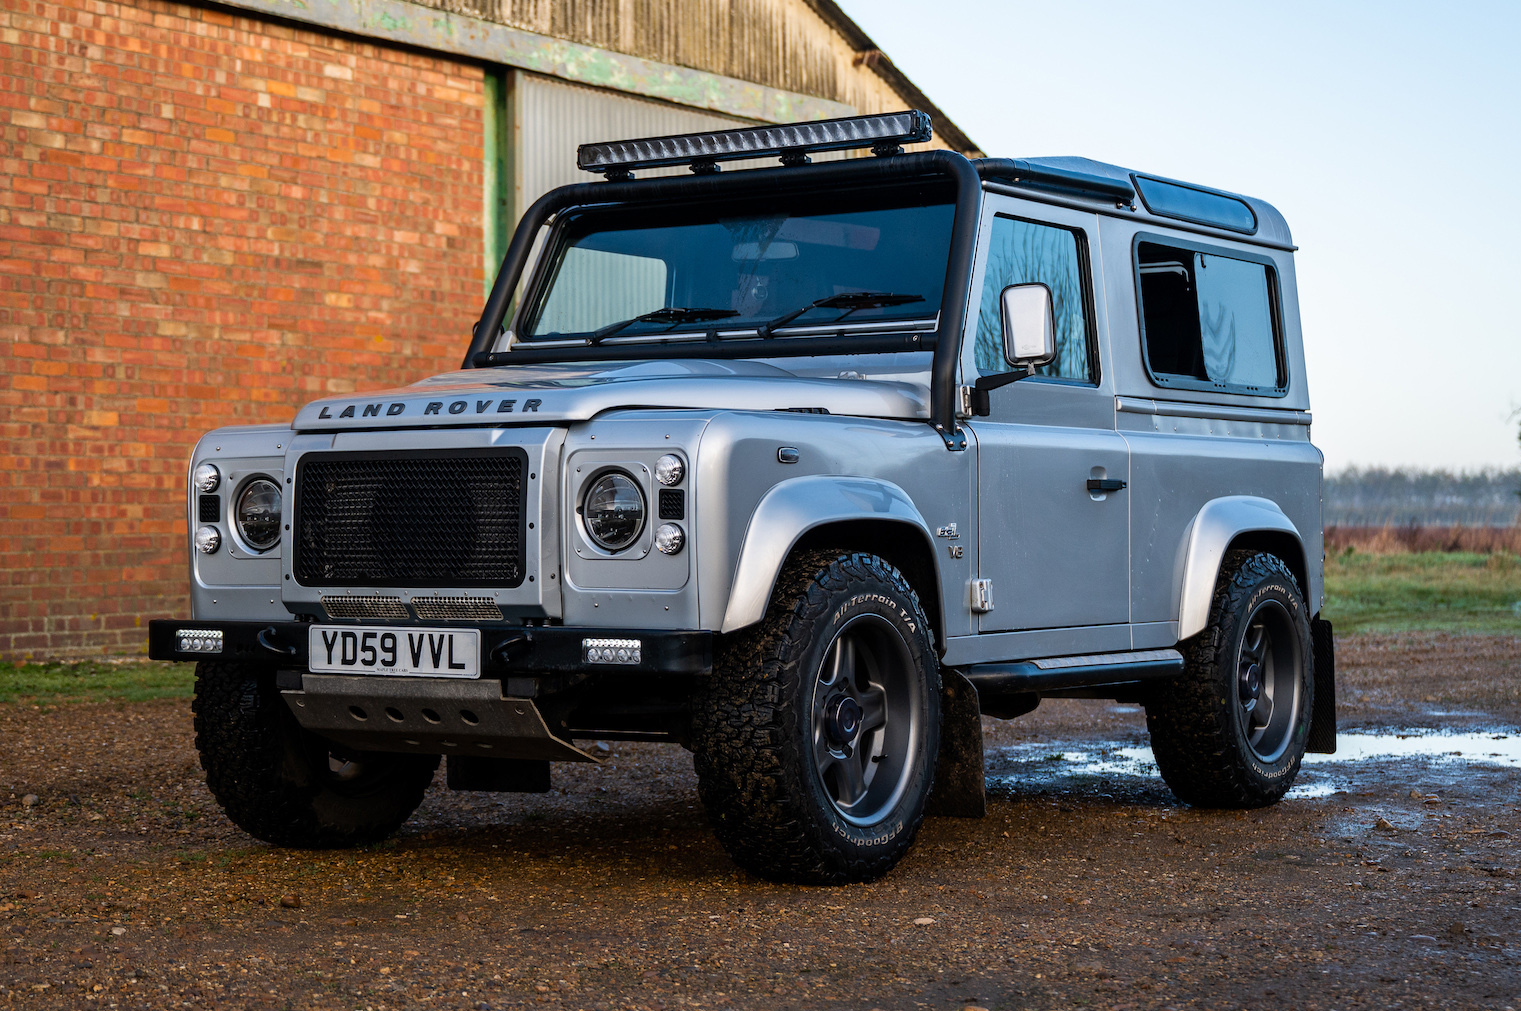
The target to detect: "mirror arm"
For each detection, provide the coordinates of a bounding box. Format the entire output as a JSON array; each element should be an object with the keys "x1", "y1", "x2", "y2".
[{"x1": 969, "y1": 365, "x2": 1037, "y2": 416}]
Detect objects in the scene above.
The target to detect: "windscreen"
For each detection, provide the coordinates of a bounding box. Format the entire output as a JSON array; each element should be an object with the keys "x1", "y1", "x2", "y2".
[{"x1": 520, "y1": 185, "x2": 956, "y2": 344}]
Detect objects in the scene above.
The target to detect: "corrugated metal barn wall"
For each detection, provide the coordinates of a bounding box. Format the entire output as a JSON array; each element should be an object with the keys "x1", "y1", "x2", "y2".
[
  {"x1": 512, "y1": 72, "x2": 751, "y2": 209},
  {"x1": 415, "y1": 0, "x2": 892, "y2": 116},
  {"x1": 482, "y1": 71, "x2": 754, "y2": 296}
]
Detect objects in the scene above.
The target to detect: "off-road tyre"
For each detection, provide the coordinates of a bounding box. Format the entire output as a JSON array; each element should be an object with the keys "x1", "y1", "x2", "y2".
[
  {"x1": 1146, "y1": 550, "x2": 1314, "y2": 807},
  {"x1": 692, "y1": 550, "x2": 940, "y2": 884},
  {"x1": 192, "y1": 662, "x2": 438, "y2": 847}
]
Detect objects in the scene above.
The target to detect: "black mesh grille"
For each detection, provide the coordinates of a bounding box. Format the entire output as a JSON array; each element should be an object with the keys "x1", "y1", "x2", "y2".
[
  {"x1": 294, "y1": 450, "x2": 526, "y2": 587},
  {"x1": 658, "y1": 488, "x2": 684, "y2": 521},
  {"x1": 198, "y1": 495, "x2": 220, "y2": 523}
]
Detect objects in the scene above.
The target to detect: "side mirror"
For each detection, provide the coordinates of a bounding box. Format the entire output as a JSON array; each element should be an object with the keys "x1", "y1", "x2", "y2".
[
  {"x1": 1001, "y1": 283, "x2": 1056, "y2": 371},
  {"x1": 969, "y1": 283, "x2": 1058, "y2": 417}
]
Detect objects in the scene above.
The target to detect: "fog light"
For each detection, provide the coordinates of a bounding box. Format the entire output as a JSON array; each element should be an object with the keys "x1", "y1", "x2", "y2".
[
  {"x1": 177, "y1": 628, "x2": 223, "y2": 654},
  {"x1": 654, "y1": 454, "x2": 685, "y2": 486},
  {"x1": 654, "y1": 523, "x2": 685, "y2": 555},
  {"x1": 583, "y1": 638, "x2": 641, "y2": 665},
  {"x1": 195, "y1": 525, "x2": 221, "y2": 554},
  {"x1": 193, "y1": 463, "x2": 220, "y2": 493}
]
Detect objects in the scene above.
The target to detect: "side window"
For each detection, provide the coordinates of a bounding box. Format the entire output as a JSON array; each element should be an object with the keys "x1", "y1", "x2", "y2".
[
  {"x1": 974, "y1": 216, "x2": 1092, "y2": 382},
  {"x1": 1137, "y1": 240, "x2": 1283, "y2": 393}
]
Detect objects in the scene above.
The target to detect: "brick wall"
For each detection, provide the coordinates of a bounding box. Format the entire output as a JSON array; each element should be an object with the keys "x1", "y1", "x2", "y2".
[{"x1": 0, "y1": 0, "x2": 486, "y2": 658}]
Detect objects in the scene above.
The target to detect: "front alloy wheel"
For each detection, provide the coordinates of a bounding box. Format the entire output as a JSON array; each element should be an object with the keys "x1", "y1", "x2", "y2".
[
  {"x1": 693, "y1": 550, "x2": 940, "y2": 884},
  {"x1": 810, "y1": 614, "x2": 922, "y2": 826}
]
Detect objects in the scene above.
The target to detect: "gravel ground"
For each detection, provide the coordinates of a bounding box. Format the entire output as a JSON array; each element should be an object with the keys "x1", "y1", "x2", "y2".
[{"x1": 2, "y1": 631, "x2": 1519, "y2": 1010}]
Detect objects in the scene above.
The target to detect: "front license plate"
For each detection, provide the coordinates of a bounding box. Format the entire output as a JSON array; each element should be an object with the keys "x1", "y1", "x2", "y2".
[{"x1": 308, "y1": 625, "x2": 480, "y2": 678}]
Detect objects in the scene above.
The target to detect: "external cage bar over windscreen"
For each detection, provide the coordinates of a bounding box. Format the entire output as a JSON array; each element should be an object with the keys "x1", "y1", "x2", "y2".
[{"x1": 466, "y1": 148, "x2": 984, "y2": 449}]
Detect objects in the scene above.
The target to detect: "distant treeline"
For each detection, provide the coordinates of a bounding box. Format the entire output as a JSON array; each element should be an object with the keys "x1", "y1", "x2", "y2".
[{"x1": 1325, "y1": 467, "x2": 1521, "y2": 527}]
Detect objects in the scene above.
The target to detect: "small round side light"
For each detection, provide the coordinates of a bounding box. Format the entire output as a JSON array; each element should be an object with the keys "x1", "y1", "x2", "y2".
[
  {"x1": 193, "y1": 463, "x2": 221, "y2": 493},
  {"x1": 195, "y1": 525, "x2": 222, "y2": 554},
  {"x1": 654, "y1": 454, "x2": 685, "y2": 486},
  {"x1": 654, "y1": 523, "x2": 685, "y2": 555}
]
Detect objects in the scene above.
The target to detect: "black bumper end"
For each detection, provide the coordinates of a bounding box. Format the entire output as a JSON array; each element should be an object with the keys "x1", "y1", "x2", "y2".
[{"x1": 147, "y1": 619, "x2": 713, "y2": 677}]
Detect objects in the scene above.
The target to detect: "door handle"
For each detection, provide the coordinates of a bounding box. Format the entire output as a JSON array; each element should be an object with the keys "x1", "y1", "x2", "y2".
[{"x1": 1087, "y1": 478, "x2": 1127, "y2": 493}]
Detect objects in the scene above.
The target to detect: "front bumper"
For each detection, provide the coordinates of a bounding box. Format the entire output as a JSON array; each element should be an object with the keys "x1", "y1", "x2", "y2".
[
  {"x1": 151, "y1": 618, "x2": 712, "y2": 759},
  {"x1": 146, "y1": 619, "x2": 712, "y2": 677}
]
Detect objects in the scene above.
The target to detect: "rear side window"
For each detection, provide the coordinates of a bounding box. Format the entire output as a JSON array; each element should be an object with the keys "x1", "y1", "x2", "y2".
[
  {"x1": 974, "y1": 216, "x2": 1093, "y2": 383},
  {"x1": 1136, "y1": 240, "x2": 1283, "y2": 394}
]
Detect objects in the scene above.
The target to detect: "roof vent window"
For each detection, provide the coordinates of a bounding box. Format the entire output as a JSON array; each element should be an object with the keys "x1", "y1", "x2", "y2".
[{"x1": 1133, "y1": 176, "x2": 1257, "y2": 234}]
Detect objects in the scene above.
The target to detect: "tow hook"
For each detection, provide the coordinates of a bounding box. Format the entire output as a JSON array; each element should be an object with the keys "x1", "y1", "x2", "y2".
[
  {"x1": 492, "y1": 633, "x2": 533, "y2": 666},
  {"x1": 257, "y1": 626, "x2": 297, "y2": 657}
]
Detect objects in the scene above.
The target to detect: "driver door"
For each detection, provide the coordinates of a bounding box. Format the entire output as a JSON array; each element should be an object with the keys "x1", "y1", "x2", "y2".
[{"x1": 967, "y1": 201, "x2": 1130, "y2": 633}]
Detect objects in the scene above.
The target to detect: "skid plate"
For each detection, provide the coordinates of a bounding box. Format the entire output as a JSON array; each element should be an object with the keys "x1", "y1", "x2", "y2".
[{"x1": 282, "y1": 674, "x2": 598, "y2": 762}]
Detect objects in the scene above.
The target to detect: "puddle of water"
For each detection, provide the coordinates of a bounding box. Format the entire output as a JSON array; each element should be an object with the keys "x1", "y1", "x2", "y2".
[
  {"x1": 1304, "y1": 730, "x2": 1520, "y2": 766},
  {"x1": 990, "y1": 729, "x2": 1521, "y2": 800}
]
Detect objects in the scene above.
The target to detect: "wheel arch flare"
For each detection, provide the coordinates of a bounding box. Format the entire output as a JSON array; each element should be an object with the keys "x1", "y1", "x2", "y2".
[
  {"x1": 1176, "y1": 496, "x2": 1309, "y2": 640},
  {"x1": 718, "y1": 475, "x2": 940, "y2": 635}
]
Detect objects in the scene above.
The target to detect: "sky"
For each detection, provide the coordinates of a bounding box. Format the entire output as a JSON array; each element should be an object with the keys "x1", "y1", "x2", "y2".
[{"x1": 836, "y1": 0, "x2": 1521, "y2": 473}]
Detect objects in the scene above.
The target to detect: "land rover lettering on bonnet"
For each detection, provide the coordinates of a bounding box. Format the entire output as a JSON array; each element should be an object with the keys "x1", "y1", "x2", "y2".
[{"x1": 150, "y1": 111, "x2": 1334, "y2": 883}]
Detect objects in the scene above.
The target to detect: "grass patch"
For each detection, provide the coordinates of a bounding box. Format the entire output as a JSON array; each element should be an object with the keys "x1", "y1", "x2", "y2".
[
  {"x1": 0, "y1": 659, "x2": 195, "y2": 707},
  {"x1": 1323, "y1": 549, "x2": 1521, "y2": 634}
]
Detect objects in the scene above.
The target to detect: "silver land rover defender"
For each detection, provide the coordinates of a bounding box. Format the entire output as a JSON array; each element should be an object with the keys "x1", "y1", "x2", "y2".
[{"x1": 149, "y1": 111, "x2": 1336, "y2": 884}]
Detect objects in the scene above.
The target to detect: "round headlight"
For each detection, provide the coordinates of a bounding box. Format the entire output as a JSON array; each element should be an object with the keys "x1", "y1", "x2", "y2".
[
  {"x1": 582, "y1": 471, "x2": 645, "y2": 552},
  {"x1": 193, "y1": 463, "x2": 220, "y2": 493},
  {"x1": 654, "y1": 523, "x2": 685, "y2": 555},
  {"x1": 235, "y1": 477, "x2": 282, "y2": 551},
  {"x1": 654, "y1": 454, "x2": 685, "y2": 486},
  {"x1": 195, "y1": 525, "x2": 221, "y2": 554}
]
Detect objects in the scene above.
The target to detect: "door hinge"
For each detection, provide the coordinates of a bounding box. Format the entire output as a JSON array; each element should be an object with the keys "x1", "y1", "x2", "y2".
[
  {"x1": 956, "y1": 385, "x2": 974, "y2": 419},
  {"x1": 970, "y1": 578, "x2": 994, "y2": 613}
]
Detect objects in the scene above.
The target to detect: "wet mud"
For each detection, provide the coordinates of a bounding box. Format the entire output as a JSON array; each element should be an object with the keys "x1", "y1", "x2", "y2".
[{"x1": 3, "y1": 631, "x2": 1519, "y2": 1010}]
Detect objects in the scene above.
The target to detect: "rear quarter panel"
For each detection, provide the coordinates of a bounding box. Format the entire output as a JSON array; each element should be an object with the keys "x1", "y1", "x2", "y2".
[{"x1": 1096, "y1": 216, "x2": 1324, "y2": 626}]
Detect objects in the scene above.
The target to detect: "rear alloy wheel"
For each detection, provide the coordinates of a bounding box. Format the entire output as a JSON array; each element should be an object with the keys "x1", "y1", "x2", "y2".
[
  {"x1": 1146, "y1": 550, "x2": 1314, "y2": 807},
  {"x1": 1232, "y1": 597, "x2": 1302, "y2": 764},
  {"x1": 693, "y1": 550, "x2": 940, "y2": 884}
]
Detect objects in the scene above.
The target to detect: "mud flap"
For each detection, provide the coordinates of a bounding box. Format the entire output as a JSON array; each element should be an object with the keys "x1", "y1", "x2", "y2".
[
  {"x1": 925, "y1": 669, "x2": 986, "y2": 818},
  {"x1": 1307, "y1": 616, "x2": 1337, "y2": 754}
]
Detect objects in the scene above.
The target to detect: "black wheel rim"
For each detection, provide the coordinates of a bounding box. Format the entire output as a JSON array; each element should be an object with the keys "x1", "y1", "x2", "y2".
[
  {"x1": 293, "y1": 724, "x2": 410, "y2": 800},
  {"x1": 808, "y1": 613, "x2": 922, "y2": 826},
  {"x1": 1234, "y1": 598, "x2": 1303, "y2": 764}
]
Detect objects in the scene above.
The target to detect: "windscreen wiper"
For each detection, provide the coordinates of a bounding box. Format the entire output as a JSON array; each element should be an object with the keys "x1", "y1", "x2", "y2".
[
  {"x1": 758, "y1": 291, "x2": 924, "y2": 337},
  {"x1": 590, "y1": 307, "x2": 739, "y2": 344}
]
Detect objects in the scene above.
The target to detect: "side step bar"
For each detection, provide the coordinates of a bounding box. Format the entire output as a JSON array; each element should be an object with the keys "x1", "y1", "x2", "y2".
[{"x1": 963, "y1": 648, "x2": 1185, "y2": 695}]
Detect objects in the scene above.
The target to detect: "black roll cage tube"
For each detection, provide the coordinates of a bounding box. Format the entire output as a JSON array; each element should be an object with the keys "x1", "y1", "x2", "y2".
[{"x1": 464, "y1": 150, "x2": 984, "y2": 449}]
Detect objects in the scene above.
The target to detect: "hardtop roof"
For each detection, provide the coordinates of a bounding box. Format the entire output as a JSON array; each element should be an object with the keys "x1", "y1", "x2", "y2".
[{"x1": 1011, "y1": 156, "x2": 1294, "y2": 248}]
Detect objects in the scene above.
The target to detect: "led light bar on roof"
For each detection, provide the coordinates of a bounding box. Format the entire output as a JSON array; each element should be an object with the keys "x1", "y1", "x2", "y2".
[{"x1": 576, "y1": 110, "x2": 933, "y2": 179}]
